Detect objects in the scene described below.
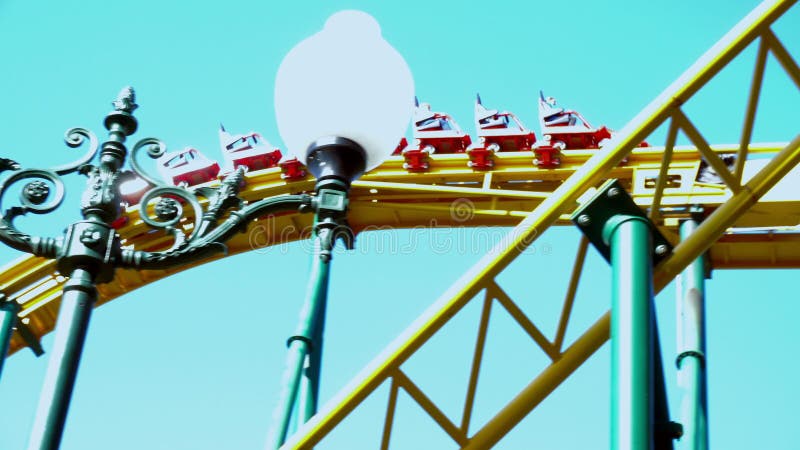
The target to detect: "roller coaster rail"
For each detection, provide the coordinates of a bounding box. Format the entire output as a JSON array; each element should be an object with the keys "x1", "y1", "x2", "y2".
[{"x1": 0, "y1": 0, "x2": 798, "y2": 449}]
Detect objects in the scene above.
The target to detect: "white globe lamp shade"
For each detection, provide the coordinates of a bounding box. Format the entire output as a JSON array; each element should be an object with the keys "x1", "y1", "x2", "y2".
[{"x1": 274, "y1": 10, "x2": 415, "y2": 184}]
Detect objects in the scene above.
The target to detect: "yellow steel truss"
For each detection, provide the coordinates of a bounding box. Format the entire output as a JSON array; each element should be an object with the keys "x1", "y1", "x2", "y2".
[
  {"x1": 281, "y1": 0, "x2": 800, "y2": 447},
  {"x1": 0, "y1": 0, "x2": 797, "y2": 447},
  {"x1": 2, "y1": 143, "x2": 796, "y2": 357}
]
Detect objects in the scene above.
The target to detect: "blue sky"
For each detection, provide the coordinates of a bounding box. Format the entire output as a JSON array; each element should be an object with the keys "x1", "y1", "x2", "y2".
[{"x1": 0, "y1": 0, "x2": 798, "y2": 449}]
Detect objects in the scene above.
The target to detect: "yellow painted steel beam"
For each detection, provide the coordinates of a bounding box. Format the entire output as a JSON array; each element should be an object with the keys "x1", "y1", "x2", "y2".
[
  {"x1": 711, "y1": 230, "x2": 800, "y2": 268},
  {"x1": 492, "y1": 283, "x2": 559, "y2": 360},
  {"x1": 648, "y1": 119, "x2": 678, "y2": 221},
  {"x1": 462, "y1": 311, "x2": 611, "y2": 449},
  {"x1": 655, "y1": 135, "x2": 800, "y2": 291},
  {"x1": 553, "y1": 237, "x2": 589, "y2": 353},
  {"x1": 0, "y1": 1, "x2": 793, "y2": 449},
  {"x1": 380, "y1": 378, "x2": 400, "y2": 450},
  {"x1": 460, "y1": 135, "x2": 800, "y2": 448},
  {"x1": 674, "y1": 110, "x2": 742, "y2": 193},
  {"x1": 2, "y1": 143, "x2": 798, "y2": 357},
  {"x1": 394, "y1": 370, "x2": 468, "y2": 446},
  {"x1": 736, "y1": 37, "x2": 770, "y2": 182},
  {"x1": 284, "y1": 1, "x2": 799, "y2": 446},
  {"x1": 460, "y1": 294, "x2": 493, "y2": 435}
]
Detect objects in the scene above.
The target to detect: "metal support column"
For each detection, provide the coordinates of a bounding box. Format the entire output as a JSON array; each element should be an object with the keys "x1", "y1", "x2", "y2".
[
  {"x1": 572, "y1": 179, "x2": 680, "y2": 450},
  {"x1": 605, "y1": 215, "x2": 654, "y2": 450},
  {"x1": 653, "y1": 312, "x2": 679, "y2": 450},
  {"x1": 677, "y1": 217, "x2": 708, "y2": 450},
  {"x1": 0, "y1": 296, "x2": 20, "y2": 380},
  {"x1": 299, "y1": 287, "x2": 327, "y2": 424},
  {"x1": 266, "y1": 180, "x2": 352, "y2": 449},
  {"x1": 27, "y1": 268, "x2": 96, "y2": 450},
  {"x1": 0, "y1": 87, "x2": 330, "y2": 449},
  {"x1": 268, "y1": 226, "x2": 333, "y2": 449}
]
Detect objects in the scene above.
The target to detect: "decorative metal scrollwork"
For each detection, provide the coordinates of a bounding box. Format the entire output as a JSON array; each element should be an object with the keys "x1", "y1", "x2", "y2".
[
  {"x1": 130, "y1": 137, "x2": 167, "y2": 187},
  {"x1": 0, "y1": 86, "x2": 348, "y2": 279},
  {"x1": 0, "y1": 168, "x2": 64, "y2": 255},
  {"x1": 139, "y1": 186, "x2": 203, "y2": 232},
  {"x1": 0, "y1": 85, "x2": 362, "y2": 381},
  {"x1": 0, "y1": 126, "x2": 100, "y2": 255},
  {"x1": 119, "y1": 191, "x2": 314, "y2": 270},
  {"x1": 52, "y1": 128, "x2": 99, "y2": 175},
  {"x1": 0, "y1": 169, "x2": 65, "y2": 217}
]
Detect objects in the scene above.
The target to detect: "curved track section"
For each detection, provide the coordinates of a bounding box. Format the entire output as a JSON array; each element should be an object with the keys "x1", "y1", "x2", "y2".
[
  {"x1": 0, "y1": 1, "x2": 798, "y2": 448},
  {"x1": 284, "y1": 0, "x2": 800, "y2": 447},
  {"x1": 2, "y1": 144, "x2": 798, "y2": 356}
]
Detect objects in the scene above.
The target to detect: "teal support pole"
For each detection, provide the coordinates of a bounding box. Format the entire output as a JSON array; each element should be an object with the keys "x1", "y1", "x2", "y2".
[
  {"x1": 299, "y1": 291, "x2": 326, "y2": 425},
  {"x1": 573, "y1": 180, "x2": 680, "y2": 449},
  {"x1": 605, "y1": 215, "x2": 654, "y2": 450},
  {"x1": 0, "y1": 297, "x2": 20, "y2": 380},
  {"x1": 268, "y1": 227, "x2": 333, "y2": 449},
  {"x1": 653, "y1": 313, "x2": 679, "y2": 449},
  {"x1": 677, "y1": 217, "x2": 708, "y2": 450},
  {"x1": 27, "y1": 268, "x2": 96, "y2": 450}
]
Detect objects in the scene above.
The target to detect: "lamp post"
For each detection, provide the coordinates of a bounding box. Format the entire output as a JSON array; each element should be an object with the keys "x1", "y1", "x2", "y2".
[
  {"x1": 0, "y1": 10, "x2": 412, "y2": 450},
  {"x1": 4, "y1": 88, "x2": 306, "y2": 450},
  {"x1": 268, "y1": 10, "x2": 414, "y2": 448}
]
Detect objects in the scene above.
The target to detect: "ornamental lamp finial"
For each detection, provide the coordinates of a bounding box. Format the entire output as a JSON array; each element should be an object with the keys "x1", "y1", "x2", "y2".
[{"x1": 112, "y1": 86, "x2": 138, "y2": 113}]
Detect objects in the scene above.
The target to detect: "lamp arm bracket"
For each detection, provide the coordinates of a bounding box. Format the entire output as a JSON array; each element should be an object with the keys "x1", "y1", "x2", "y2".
[
  {"x1": 192, "y1": 167, "x2": 247, "y2": 238},
  {"x1": 314, "y1": 219, "x2": 354, "y2": 255},
  {"x1": 0, "y1": 215, "x2": 59, "y2": 257},
  {"x1": 119, "y1": 193, "x2": 313, "y2": 270},
  {"x1": 336, "y1": 219, "x2": 355, "y2": 250}
]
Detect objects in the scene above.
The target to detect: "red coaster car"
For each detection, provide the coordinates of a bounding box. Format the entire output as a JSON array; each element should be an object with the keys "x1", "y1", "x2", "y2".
[
  {"x1": 279, "y1": 156, "x2": 307, "y2": 181},
  {"x1": 401, "y1": 98, "x2": 472, "y2": 171},
  {"x1": 470, "y1": 94, "x2": 537, "y2": 169},
  {"x1": 393, "y1": 137, "x2": 409, "y2": 155},
  {"x1": 157, "y1": 147, "x2": 221, "y2": 187},
  {"x1": 537, "y1": 90, "x2": 612, "y2": 150},
  {"x1": 219, "y1": 125, "x2": 282, "y2": 172}
]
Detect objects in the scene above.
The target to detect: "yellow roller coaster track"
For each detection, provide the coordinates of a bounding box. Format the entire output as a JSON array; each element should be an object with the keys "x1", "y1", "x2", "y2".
[
  {"x1": 280, "y1": 0, "x2": 800, "y2": 448},
  {"x1": 1, "y1": 0, "x2": 799, "y2": 448},
  {"x1": 4, "y1": 142, "x2": 797, "y2": 358}
]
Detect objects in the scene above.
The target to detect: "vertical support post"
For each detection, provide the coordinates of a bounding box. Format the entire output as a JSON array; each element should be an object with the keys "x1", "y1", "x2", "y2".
[
  {"x1": 0, "y1": 296, "x2": 20, "y2": 380},
  {"x1": 27, "y1": 268, "x2": 96, "y2": 450},
  {"x1": 677, "y1": 217, "x2": 708, "y2": 450},
  {"x1": 573, "y1": 180, "x2": 680, "y2": 449},
  {"x1": 605, "y1": 215, "x2": 654, "y2": 450},
  {"x1": 653, "y1": 314, "x2": 678, "y2": 450},
  {"x1": 300, "y1": 288, "x2": 327, "y2": 424},
  {"x1": 268, "y1": 227, "x2": 333, "y2": 449}
]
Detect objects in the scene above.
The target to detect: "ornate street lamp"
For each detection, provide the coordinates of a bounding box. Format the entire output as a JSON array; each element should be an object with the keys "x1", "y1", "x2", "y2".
[
  {"x1": 0, "y1": 10, "x2": 413, "y2": 450},
  {"x1": 0, "y1": 88, "x2": 304, "y2": 450},
  {"x1": 269, "y1": 10, "x2": 414, "y2": 448}
]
